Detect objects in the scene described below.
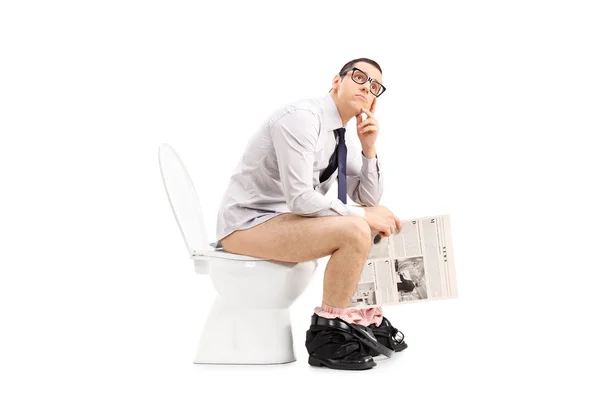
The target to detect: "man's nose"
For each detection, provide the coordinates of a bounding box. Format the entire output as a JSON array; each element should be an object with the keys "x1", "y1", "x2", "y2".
[{"x1": 360, "y1": 85, "x2": 369, "y2": 94}]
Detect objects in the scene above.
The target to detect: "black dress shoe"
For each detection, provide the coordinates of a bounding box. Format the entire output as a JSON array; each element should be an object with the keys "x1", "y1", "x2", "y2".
[
  {"x1": 305, "y1": 314, "x2": 393, "y2": 370},
  {"x1": 368, "y1": 316, "x2": 408, "y2": 356}
]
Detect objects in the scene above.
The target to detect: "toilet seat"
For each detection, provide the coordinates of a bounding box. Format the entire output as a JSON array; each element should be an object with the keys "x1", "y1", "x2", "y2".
[
  {"x1": 191, "y1": 249, "x2": 269, "y2": 261},
  {"x1": 191, "y1": 249, "x2": 271, "y2": 273}
]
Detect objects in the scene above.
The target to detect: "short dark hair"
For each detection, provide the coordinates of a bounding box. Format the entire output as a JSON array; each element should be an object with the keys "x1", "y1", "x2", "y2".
[{"x1": 338, "y1": 58, "x2": 382, "y2": 77}]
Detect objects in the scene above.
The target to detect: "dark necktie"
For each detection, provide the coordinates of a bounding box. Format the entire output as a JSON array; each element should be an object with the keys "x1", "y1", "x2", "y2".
[{"x1": 319, "y1": 128, "x2": 347, "y2": 204}]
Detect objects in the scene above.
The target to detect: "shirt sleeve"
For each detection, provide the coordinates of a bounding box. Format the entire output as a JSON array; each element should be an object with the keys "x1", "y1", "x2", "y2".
[
  {"x1": 270, "y1": 109, "x2": 365, "y2": 218},
  {"x1": 346, "y1": 140, "x2": 384, "y2": 206}
]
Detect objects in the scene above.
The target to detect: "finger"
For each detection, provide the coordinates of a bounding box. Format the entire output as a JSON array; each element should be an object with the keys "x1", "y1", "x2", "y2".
[
  {"x1": 361, "y1": 108, "x2": 374, "y2": 118},
  {"x1": 358, "y1": 125, "x2": 378, "y2": 135},
  {"x1": 383, "y1": 223, "x2": 393, "y2": 236},
  {"x1": 358, "y1": 118, "x2": 377, "y2": 130},
  {"x1": 357, "y1": 118, "x2": 371, "y2": 129},
  {"x1": 370, "y1": 97, "x2": 377, "y2": 114},
  {"x1": 394, "y1": 216, "x2": 402, "y2": 232},
  {"x1": 356, "y1": 112, "x2": 363, "y2": 124}
]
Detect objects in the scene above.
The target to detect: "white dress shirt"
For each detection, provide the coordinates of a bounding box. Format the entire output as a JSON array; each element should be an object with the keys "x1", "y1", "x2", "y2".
[{"x1": 213, "y1": 93, "x2": 383, "y2": 247}]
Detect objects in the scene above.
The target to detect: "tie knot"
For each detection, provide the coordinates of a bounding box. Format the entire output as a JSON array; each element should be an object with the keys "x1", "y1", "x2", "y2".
[{"x1": 335, "y1": 128, "x2": 346, "y2": 140}]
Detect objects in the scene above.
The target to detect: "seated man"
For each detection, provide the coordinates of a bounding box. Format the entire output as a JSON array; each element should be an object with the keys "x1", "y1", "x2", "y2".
[
  {"x1": 397, "y1": 273, "x2": 416, "y2": 293},
  {"x1": 216, "y1": 58, "x2": 407, "y2": 370}
]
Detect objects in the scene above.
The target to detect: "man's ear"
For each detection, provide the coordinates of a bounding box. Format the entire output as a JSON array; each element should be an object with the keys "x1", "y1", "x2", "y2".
[{"x1": 331, "y1": 74, "x2": 341, "y2": 91}]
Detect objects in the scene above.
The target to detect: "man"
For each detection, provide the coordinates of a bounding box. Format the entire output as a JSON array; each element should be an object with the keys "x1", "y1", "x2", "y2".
[
  {"x1": 395, "y1": 259, "x2": 416, "y2": 293},
  {"x1": 397, "y1": 273, "x2": 416, "y2": 293},
  {"x1": 215, "y1": 58, "x2": 406, "y2": 370}
]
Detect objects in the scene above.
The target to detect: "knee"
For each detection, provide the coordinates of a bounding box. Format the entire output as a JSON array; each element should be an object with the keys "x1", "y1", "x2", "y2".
[{"x1": 341, "y1": 217, "x2": 372, "y2": 253}]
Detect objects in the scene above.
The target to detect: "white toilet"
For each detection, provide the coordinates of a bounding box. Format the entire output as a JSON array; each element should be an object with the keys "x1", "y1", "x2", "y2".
[{"x1": 158, "y1": 143, "x2": 317, "y2": 365}]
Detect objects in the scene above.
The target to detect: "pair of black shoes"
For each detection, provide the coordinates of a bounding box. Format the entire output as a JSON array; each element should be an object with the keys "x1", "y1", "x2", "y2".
[{"x1": 305, "y1": 314, "x2": 407, "y2": 370}]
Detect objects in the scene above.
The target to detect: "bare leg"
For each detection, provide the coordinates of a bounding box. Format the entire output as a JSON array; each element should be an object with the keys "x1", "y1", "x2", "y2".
[{"x1": 221, "y1": 213, "x2": 372, "y2": 308}]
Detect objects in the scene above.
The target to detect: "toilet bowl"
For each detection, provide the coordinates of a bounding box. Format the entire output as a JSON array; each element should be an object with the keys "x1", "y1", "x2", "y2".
[{"x1": 158, "y1": 143, "x2": 317, "y2": 364}]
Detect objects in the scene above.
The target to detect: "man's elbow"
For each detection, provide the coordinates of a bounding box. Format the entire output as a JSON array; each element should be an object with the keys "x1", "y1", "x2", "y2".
[
  {"x1": 286, "y1": 195, "x2": 315, "y2": 216},
  {"x1": 286, "y1": 193, "x2": 319, "y2": 217}
]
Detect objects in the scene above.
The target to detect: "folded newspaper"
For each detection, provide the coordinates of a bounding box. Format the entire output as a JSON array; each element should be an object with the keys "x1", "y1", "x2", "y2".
[{"x1": 348, "y1": 214, "x2": 457, "y2": 308}]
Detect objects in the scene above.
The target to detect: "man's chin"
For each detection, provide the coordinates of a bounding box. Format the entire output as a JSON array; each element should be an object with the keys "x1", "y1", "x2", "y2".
[
  {"x1": 346, "y1": 98, "x2": 364, "y2": 116},
  {"x1": 354, "y1": 103, "x2": 365, "y2": 116}
]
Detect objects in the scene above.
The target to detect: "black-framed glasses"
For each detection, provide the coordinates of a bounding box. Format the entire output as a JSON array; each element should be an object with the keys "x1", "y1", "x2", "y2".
[{"x1": 341, "y1": 67, "x2": 386, "y2": 97}]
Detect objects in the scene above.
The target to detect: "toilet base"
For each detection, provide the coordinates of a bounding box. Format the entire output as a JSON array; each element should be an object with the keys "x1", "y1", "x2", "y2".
[{"x1": 194, "y1": 296, "x2": 296, "y2": 365}]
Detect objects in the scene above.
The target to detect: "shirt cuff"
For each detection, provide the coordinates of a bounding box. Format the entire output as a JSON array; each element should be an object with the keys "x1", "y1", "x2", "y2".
[{"x1": 361, "y1": 152, "x2": 380, "y2": 173}]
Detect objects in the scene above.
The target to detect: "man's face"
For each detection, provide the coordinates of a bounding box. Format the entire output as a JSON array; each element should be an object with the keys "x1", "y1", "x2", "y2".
[{"x1": 332, "y1": 61, "x2": 383, "y2": 114}]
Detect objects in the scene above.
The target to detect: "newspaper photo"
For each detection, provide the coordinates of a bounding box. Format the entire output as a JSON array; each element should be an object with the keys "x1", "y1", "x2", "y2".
[{"x1": 348, "y1": 214, "x2": 457, "y2": 308}]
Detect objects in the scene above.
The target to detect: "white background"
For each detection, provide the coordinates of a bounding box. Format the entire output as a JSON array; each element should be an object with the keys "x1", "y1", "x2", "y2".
[{"x1": 1, "y1": 0, "x2": 599, "y2": 398}]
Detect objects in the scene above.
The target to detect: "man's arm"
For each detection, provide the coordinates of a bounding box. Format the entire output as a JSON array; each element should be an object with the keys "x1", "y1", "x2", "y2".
[
  {"x1": 346, "y1": 101, "x2": 384, "y2": 206},
  {"x1": 271, "y1": 109, "x2": 365, "y2": 218},
  {"x1": 346, "y1": 146, "x2": 384, "y2": 206}
]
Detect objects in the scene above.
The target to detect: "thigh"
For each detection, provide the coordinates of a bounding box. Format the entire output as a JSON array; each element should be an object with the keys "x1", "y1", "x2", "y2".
[{"x1": 221, "y1": 213, "x2": 360, "y2": 263}]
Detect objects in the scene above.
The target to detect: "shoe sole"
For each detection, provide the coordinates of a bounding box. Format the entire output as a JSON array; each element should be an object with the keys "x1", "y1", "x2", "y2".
[{"x1": 308, "y1": 356, "x2": 376, "y2": 370}]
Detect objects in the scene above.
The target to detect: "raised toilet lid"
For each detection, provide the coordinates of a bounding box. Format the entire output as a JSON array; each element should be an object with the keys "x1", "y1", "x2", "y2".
[
  {"x1": 158, "y1": 143, "x2": 214, "y2": 257},
  {"x1": 159, "y1": 144, "x2": 269, "y2": 262}
]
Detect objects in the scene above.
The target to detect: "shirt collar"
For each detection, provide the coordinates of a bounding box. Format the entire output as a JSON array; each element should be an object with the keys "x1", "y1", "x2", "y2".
[{"x1": 323, "y1": 93, "x2": 344, "y2": 132}]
